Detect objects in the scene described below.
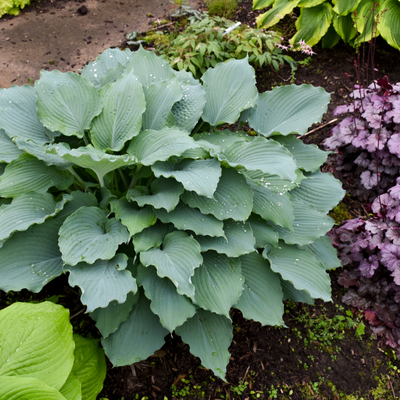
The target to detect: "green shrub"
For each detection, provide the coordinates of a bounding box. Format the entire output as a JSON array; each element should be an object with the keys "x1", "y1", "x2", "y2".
[
  {"x1": 157, "y1": 15, "x2": 296, "y2": 78},
  {"x1": 207, "y1": 0, "x2": 238, "y2": 19},
  {"x1": 0, "y1": 0, "x2": 30, "y2": 17},
  {"x1": 0, "y1": 46, "x2": 344, "y2": 379},
  {"x1": 0, "y1": 301, "x2": 106, "y2": 399},
  {"x1": 253, "y1": 0, "x2": 400, "y2": 50}
]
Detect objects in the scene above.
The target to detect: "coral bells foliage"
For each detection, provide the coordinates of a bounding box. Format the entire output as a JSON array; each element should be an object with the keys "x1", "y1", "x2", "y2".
[{"x1": 324, "y1": 78, "x2": 400, "y2": 202}]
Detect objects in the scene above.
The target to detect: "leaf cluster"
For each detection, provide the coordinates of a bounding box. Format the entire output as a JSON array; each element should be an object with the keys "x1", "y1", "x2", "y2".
[
  {"x1": 0, "y1": 46, "x2": 343, "y2": 379},
  {"x1": 253, "y1": 0, "x2": 400, "y2": 51},
  {"x1": 0, "y1": 301, "x2": 106, "y2": 399},
  {"x1": 0, "y1": 0, "x2": 29, "y2": 17},
  {"x1": 156, "y1": 15, "x2": 296, "y2": 78}
]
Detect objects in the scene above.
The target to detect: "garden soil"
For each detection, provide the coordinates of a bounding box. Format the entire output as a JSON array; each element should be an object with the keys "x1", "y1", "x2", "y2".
[{"x1": 2, "y1": 0, "x2": 400, "y2": 399}]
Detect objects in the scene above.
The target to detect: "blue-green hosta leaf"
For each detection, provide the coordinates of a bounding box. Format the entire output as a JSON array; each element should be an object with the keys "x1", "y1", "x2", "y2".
[
  {"x1": 142, "y1": 77, "x2": 183, "y2": 130},
  {"x1": 256, "y1": 0, "x2": 300, "y2": 28},
  {"x1": 66, "y1": 254, "x2": 137, "y2": 312},
  {"x1": 137, "y1": 264, "x2": 196, "y2": 332},
  {"x1": 195, "y1": 220, "x2": 256, "y2": 257},
  {"x1": 0, "y1": 219, "x2": 63, "y2": 292},
  {"x1": 379, "y1": 0, "x2": 400, "y2": 51},
  {"x1": 55, "y1": 191, "x2": 98, "y2": 222},
  {"x1": 0, "y1": 85, "x2": 55, "y2": 144},
  {"x1": 97, "y1": 63, "x2": 126, "y2": 89},
  {"x1": 71, "y1": 335, "x2": 106, "y2": 400},
  {"x1": 152, "y1": 158, "x2": 222, "y2": 198},
  {"x1": 131, "y1": 222, "x2": 173, "y2": 252},
  {"x1": 90, "y1": 292, "x2": 138, "y2": 339},
  {"x1": 13, "y1": 138, "x2": 71, "y2": 170},
  {"x1": 112, "y1": 198, "x2": 156, "y2": 237},
  {"x1": 0, "y1": 192, "x2": 71, "y2": 245},
  {"x1": 102, "y1": 292, "x2": 168, "y2": 366},
  {"x1": 248, "y1": 214, "x2": 279, "y2": 248},
  {"x1": 127, "y1": 178, "x2": 184, "y2": 212},
  {"x1": 81, "y1": 48, "x2": 132, "y2": 87},
  {"x1": 35, "y1": 70, "x2": 102, "y2": 138},
  {"x1": 0, "y1": 164, "x2": 5, "y2": 177},
  {"x1": 140, "y1": 231, "x2": 202, "y2": 298},
  {"x1": 280, "y1": 278, "x2": 314, "y2": 304},
  {"x1": 290, "y1": 3, "x2": 334, "y2": 46},
  {"x1": 248, "y1": 85, "x2": 330, "y2": 137},
  {"x1": 47, "y1": 143, "x2": 137, "y2": 186},
  {"x1": 124, "y1": 45, "x2": 175, "y2": 87},
  {"x1": 91, "y1": 71, "x2": 146, "y2": 151},
  {"x1": 0, "y1": 377, "x2": 68, "y2": 400},
  {"x1": 264, "y1": 242, "x2": 331, "y2": 301},
  {"x1": 59, "y1": 206, "x2": 130, "y2": 266},
  {"x1": 172, "y1": 70, "x2": 206, "y2": 132},
  {"x1": 218, "y1": 137, "x2": 297, "y2": 181},
  {"x1": 332, "y1": 0, "x2": 361, "y2": 15},
  {"x1": 59, "y1": 373, "x2": 81, "y2": 400},
  {"x1": 154, "y1": 204, "x2": 225, "y2": 237},
  {"x1": 175, "y1": 309, "x2": 232, "y2": 381},
  {"x1": 0, "y1": 154, "x2": 73, "y2": 198},
  {"x1": 273, "y1": 198, "x2": 334, "y2": 246},
  {"x1": 301, "y1": 236, "x2": 342, "y2": 271},
  {"x1": 290, "y1": 170, "x2": 345, "y2": 214},
  {"x1": 273, "y1": 135, "x2": 329, "y2": 172},
  {"x1": 201, "y1": 58, "x2": 258, "y2": 126},
  {"x1": 0, "y1": 129, "x2": 23, "y2": 162},
  {"x1": 235, "y1": 252, "x2": 284, "y2": 326},
  {"x1": 194, "y1": 130, "x2": 249, "y2": 152},
  {"x1": 332, "y1": 13, "x2": 358, "y2": 43},
  {"x1": 182, "y1": 168, "x2": 253, "y2": 221},
  {"x1": 127, "y1": 127, "x2": 199, "y2": 166},
  {"x1": 0, "y1": 302, "x2": 74, "y2": 390},
  {"x1": 251, "y1": 182, "x2": 294, "y2": 230},
  {"x1": 192, "y1": 251, "x2": 243, "y2": 318}
]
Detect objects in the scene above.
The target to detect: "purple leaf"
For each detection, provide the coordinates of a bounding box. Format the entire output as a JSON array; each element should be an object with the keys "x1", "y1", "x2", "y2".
[
  {"x1": 381, "y1": 243, "x2": 400, "y2": 272},
  {"x1": 388, "y1": 133, "x2": 400, "y2": 157},
  {"x1": 387, "y1": 227, "x2": 400, "y2": 245},
  {"x1": 359, "y1": 255, "x2": 379, "y2": 278},
  {"x1": 360, "y1": 170, "x2": 379, "y2": 190}
]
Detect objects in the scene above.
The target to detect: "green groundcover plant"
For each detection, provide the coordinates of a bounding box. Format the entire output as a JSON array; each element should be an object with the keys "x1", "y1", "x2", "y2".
[
  {"x1": 0, "y1": 46, "x2": 344, "y2": 379},
  {"x1": 0, "y1": 301, "x2": 106, "y2": 399},
  {"x1": 253, "y1": 0, "x2": 400, "y2": 50},
  {"x1": 0, "y1": 0, "x2": 30, "y2": 17}
]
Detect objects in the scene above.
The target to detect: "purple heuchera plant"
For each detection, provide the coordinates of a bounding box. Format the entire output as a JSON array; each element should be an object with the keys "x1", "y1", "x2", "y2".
[{"x1": 324, "y1": 78, "x2": 400, "y2": 201}]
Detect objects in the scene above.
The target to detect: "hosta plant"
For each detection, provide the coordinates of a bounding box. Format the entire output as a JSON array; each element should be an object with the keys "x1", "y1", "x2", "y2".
[
  {"x1": 0, "y1": 301, "x2": 106, "y2": 399},
  {"x1": 0, "y1": 0, "x2": 29, "y2": 17},
  {"x1": 324, "y1": 78, "x2": 400, "y2": 202},
  {"x1": 253, "y1": 0, "x2": 400, "y2": 50},
  {"x1": 0, "y1": 46, "x2": 344, "y2": 379}
]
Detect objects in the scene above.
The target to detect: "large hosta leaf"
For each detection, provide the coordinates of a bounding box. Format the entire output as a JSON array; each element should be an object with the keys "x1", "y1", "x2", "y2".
[
  {"x1": 256, "y1": 0, "x2": 300, "y2": 28},
  {"x1": 251, "y1": 182, "x2": 294, "y2": 230},
  {"x1": 55, "y1": 191, "x2": 98, "y2": 222},
  {"x1": 175, "y1": 309, "x2": 232, "y2": 381},
  {"x1": 192, "y1": 251, "x2": 243, "y2": 318},
  {"x1": 112, "y1": 198, "x2": 156, "y2": 236},
  {"x1": 181, "y1": 168, "x2": 253, "y2": 221},
  {"x1": 195, "y1": 220, "x2": 256, "y2": 257},
  {"x1": 332, "y1": 0, "x2": 361, "y2": 15},
  {"x1": 280, "y1": 278, "x2": 314, "y2": 304},
  {"x1": 59, "y1": 206, "x2": 130, "y2": 266},
  {"x1": 248, "y1": 84, "x2": 330, "y2": 137},
  {"x1": 140, "y1": 231, "x2": 202, "y2": 298},
  {"x1": 0, "y1": 219, "x2": 64, "y2": 292},
  {"x1": 0, "y1": 129, "x2": 23, "y2": 162},
  {"x1": 154, "y1": 203, "x2": 225, "y2": 237},
  {"x1": 131, "y1": 222, "x2": 173, "y2": 252},
  {"x1": 379, "y1": 0, "x2": 400, "y2": 51},
  {"x1": 152, "y1": 158, "x2": 222, "y2": 198},
  {"x1": 0, "y1": 85, "x2": 55, "y2": 144},
  {"x1": 142, "y1": 77, "x2": 183, "y2": 130},
  {"x1": 352, "y1": 0, "x2": 381, "y2": 44},
  {"x1": 274, "y1": 135, "x2": 329, "y2": 172},
  {"x1": 102, "y1": 292, "x2": 168, "y2": 367},
  {"x1": 301, "y1": 236, "x2": 342, "y2": 271},
  {"x1": 0, "y1": 154, "x2": 73, "y2": 198},
  {"x1": 59, "y1": 373, "x2": 81, "y2": 400},
  {"x1": 0, "y1": 192, "x2": 71, "y2": 244},
  {"x1": 127, "y1": 178, "x2": 184, "y2": 212},
  {"x1": 253, "y1": 0, "x2": 275, "y2": 10},
  {"x1": 218, "y1": 137, "x2": 297, "y2": 181},
  {"x1": 0, "y1": 302, "x2": 74, "y2": 390},
  {"x1": 127, "y1": 127, "x2": 199, "y2": 166},
  {"x1": 137, "y1": 264, "x2": 196, "y2": 332},
  {"x1": 290, "y1": 3, "x2": 334, "y2": 46},
  {"x1": 201, "y1": 58, "x2": 258, "y2": 126},
  {"x1": 248, "y1": 214, "x2": 279, "y2": 248},
  {"x1": 332, "y1": 13, "x2": 358, "y2": 43},
  {"x1": 264, "y1": 242, "x2": 331, "y2": 301},
  {"x1": 290, "y1": 170, "x2": 345, "y2": 214},
  {"x1": 66, "y1": 254, "x2": 137, "y2": 312},
  {"x1": 91, "y1": 71, "x2": 146, "y2": 151},
  {"x1": 35, "y1": 70, "x2": 102, "y2": 138},
  {"x1": 235, "y1": 252, "x2": 284, "y2": 326}
]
